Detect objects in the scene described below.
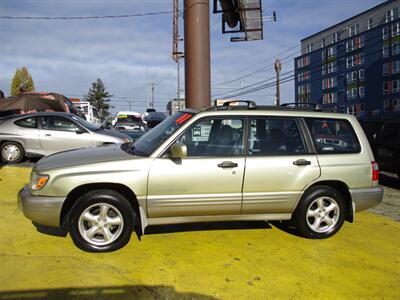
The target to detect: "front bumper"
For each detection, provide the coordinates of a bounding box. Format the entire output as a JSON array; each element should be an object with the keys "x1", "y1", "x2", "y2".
[
  {"x1": 350, "y1": 187, "x2": 384, "y2": 212},
  {"x1": 18, "y1": 185, "x2": 65, "y2": 228}
]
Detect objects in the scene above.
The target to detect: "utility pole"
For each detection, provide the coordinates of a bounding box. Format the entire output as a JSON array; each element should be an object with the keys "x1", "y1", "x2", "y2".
[
  {"x1": 150, "y1": 82, "x2": 156, "y2": 109},
  {"x1": 184, "y1": 0, "x2": 211, "y2": 109},
  {"x1": 173, "y1": 0, "x2": 184, "y2": 105},
  {"x1": 274, "y1": 59, "x2": 282, "y2": 106}
]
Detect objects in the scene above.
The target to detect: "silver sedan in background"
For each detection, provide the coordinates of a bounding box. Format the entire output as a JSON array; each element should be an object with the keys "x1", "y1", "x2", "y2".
[{"x1": 0, "y1": 112, "x2": 132, "y2": 163}]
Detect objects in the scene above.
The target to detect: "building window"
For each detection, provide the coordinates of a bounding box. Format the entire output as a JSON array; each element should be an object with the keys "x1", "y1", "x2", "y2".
[
  {"x1": 383, "y1": 81, "x2": 389, "y2": 94},
  {"x1": 297, "y1": 70, "x2": 310, "y2": 82},
  {"x1": 383, "y1": 62, "x2": 389, "y2": 75},
  {"x1": 392, "y1": 23, "x2": 400, "y2": 37},
  {"x1": 359, "y1": 69, "x2": 365, "y2": 81},
  {"x1": 346, "y1": 53, "x2": 363, "y2": 68},
  {"x1": 383, "y1": 27, "x2": 389, "y2": 40},
  {"x1": 349, "y1": 24, "x2": 359, "y2": 37},
  {"x1": 383, "y1": 45, "x2": 389, "y2": 58},
  {"x1": 368, "y1": 18, "x2": 374, "y2": 30},
  {"x1": 392, "y1": 41, "x2": 400, "y2": 55},
  {"x1": 346, "y1": 71, "x2": 358, "y2": 83},
  {"x1": 322, "y1": 77, "x2": 337, "y2": 89},
  {"x1": 327, "y1": 61, "x2": 336, "y2": 73},
  {"x1": 297, "y1": 56, "x2": 310, "y2": 68},
  {"x1": 393, "y1": 60, "x2": 400, "y2": 73},
  {"x1": 394, "y1": 99, "x2": 400, "y2": 111},
  {"x1": 359, "y1": 86, "x2": 365, "y2": 98},
  {"x1": 346, "y1": 36, "x2": 364, "y2": 52},
  {"x1": 321, "y1": 38, "x2": 325, "y2": 48},
  {"x1": 384, "y1": 99, "x2": 390, "y2": 111},
  {"x1": 385, "y1": 7, "x2": 399, "y2": 23},
  {"x1": 393, "y1": 79, "x2": 400, "y2": 93},
  {"x1": 306, "y1": 43, "x2": 313, "y2": 53},
  {"x1": 306, "y1": 83, "x2": 311, "y2": 94},
  {"x1": 298, "y1": 85, "x2": 305, "y2": 95},
  {"x1": 322, "y1": 64, "x2": 326, "y2": 75},
  {"x1": 323, "y1": 92, "x2": 337, "y2": 104},
  {"x1": 332, "y1": 32, "x2": 339, "y2": 44},
  {"x1": 327, "y1": 46, "x2": 336, "y2": 57}
]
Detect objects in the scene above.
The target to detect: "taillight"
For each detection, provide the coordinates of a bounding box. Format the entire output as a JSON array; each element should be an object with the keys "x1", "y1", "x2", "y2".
[{"x1": 371, "y1": 161, "x2": 379, "y2": 181}]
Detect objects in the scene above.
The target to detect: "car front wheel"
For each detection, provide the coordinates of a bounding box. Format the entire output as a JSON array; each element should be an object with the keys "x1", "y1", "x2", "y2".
[
  {"x1": 1, "y1": 141, "x2": 24, "y2": 163},
  {"x1": 293, "y1": 185, "x2": 345, "y2": 239},
  {"x1": 69, "y1": 190, "x2": 135, "y2": 252}
]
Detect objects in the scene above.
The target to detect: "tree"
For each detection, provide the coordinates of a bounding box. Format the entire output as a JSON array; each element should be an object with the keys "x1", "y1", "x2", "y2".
[
  {"x1": 84, "y1": 78, "x2": 112, "y2": 119},
  {"x1": 10, "y1": 67, "x2": 35, "y2": 96}
]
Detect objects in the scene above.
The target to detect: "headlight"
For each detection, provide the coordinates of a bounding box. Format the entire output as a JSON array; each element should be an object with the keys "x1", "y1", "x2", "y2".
[{"x1": 30, "y1": 172, "x2": 49, "y2": 190}]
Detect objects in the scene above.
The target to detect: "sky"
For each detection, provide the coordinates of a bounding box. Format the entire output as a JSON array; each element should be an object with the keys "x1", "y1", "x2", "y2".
[{"x1": 0, "y1": 0, "x2": 386, "y2": 114}]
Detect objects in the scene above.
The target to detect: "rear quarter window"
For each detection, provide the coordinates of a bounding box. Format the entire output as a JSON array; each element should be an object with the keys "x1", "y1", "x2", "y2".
[
  {"x1": 14, "y1": 117, "x2": 37, "y2": 128},
  {"x1": 306, "y1": 118, "x2": 361, "y2": 154}
]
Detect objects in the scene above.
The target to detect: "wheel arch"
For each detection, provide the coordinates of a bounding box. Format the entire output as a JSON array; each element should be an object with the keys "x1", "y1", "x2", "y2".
[
  {"x1": 304, "y1": 180, "x2": 354, "y2": 223},
  {"x1": 60, "y1": 183, "x2": 142, "y2": 231}
]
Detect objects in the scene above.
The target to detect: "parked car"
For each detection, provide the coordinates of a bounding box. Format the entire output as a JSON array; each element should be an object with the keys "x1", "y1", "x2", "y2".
[
  {"x1": 144, "y1": 111, "x2": 167, "y2": 128},
  {"x1": 111, "y1": 111, "x2": 145, "y2": 126},
  {"x1": 19, "y1": 101, "x2": 383, "y2": 252},
  {"x1": 0, "y1": 112, "x2": 132, "y2": 163},
  {"x1": 114, "y1": 121, "x2": 148, "y2": 141},
  {"x1": 359, "y1": 117, "x2": 400, "y2": 178}
]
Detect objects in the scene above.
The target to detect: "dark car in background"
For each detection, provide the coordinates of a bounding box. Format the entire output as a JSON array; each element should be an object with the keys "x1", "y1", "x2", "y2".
[
  {"x1": 144, "y1": 111, "x2": 166, "y2": 128},
  {"x1": 359, "y1": 117, "x2": 400, "y2": 178}
]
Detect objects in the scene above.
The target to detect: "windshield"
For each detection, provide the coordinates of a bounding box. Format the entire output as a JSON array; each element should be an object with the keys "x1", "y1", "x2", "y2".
[
  {"x1": 132, "y1": 112, "x2": 194, "y2": 156},
  {"x1": 71, "y1": 115, "x2": 99, "y2": 131}
]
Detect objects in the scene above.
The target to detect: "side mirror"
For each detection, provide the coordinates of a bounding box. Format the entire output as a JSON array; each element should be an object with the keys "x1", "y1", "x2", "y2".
[
  {"x1": 76, "y1": 128, "x2": 86, "y2": 134},
  {"x1": 170, "y1": 143, "x2": 187, "y2": 159}
]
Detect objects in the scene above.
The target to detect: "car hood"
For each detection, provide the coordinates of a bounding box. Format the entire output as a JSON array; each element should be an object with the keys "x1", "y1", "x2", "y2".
[
  {"x1": 35, "y1": 144, "x2": 138, "y2": 172},
  {"x1": 97, "y1": 129, "x2": 132, "y2": 140}
]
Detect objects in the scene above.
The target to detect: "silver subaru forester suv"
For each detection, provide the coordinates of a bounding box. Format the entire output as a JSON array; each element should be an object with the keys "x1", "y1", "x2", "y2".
[{"x1": 19, "y1": 102, "x2": 383, "y2": 252}]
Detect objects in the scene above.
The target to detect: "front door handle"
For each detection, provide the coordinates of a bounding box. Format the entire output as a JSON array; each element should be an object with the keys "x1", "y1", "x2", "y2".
[
  {"x1": 293, "y1": 159, "x2": 311, "y2": 166},
  {"x1": 45, "y1": 134, "x2": 52, "y2": 137},
  {"x1": 218, "y1": 161, "x2": 238, "y2": 168}
]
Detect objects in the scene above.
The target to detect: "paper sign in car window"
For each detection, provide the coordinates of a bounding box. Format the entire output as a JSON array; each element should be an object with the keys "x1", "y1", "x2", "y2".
[{"x1": 192, "y1": 125, "x2": 211, "y2": 142}]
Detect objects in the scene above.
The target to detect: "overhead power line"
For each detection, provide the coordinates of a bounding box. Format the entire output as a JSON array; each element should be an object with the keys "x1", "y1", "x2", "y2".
[{"x1": 0, "y1": 11, "x2": 172, "y2": 20}]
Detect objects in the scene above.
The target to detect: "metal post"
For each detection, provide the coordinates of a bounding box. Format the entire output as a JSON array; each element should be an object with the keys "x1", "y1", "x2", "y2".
[
  {"x1": 274, "y1": 59, "x2": 281, "y2": 106},
  {"x1": 184, "y1": 0, "x2": 211, "y2": 109}
]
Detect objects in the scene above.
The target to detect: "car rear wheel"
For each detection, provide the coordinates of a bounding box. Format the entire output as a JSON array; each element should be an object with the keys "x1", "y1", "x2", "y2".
[
  {"x1": 69, "y1": 190, "x2": 135, "y2": 252},
  {"x1": 293, "y1": 185, "x2": 345, "y2": 239},
  {"x1": 1, "y1": 141, "x2": 24, "y2": 163}
]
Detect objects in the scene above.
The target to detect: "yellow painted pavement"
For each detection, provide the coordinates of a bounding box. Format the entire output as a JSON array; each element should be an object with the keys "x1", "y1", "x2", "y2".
[{"x1": 0, "y1": 166, "x2": 399, "y2": 299}]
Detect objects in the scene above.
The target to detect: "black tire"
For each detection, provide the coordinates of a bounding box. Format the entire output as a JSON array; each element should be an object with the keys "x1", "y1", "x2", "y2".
[
  {"x1": 69, "y1": 189, "x2": 135, "y2": 252},
  {"x1": 293, "y1": 185, "x2": 346, "y2": 239},
  {"x1": 1, "y1": 141, "x2": 24, "y2": 163}
]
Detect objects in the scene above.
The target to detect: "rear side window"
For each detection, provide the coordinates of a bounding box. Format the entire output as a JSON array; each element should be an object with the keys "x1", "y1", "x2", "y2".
[
  {"x1": 306, "y1": 118, "x2": 361, "y2": 154},
  {"x1": 14, "y1": 117, "x2": 37, "y2": 128},
  {"x1": 248, "y1": 117, "x2": 307, "y2": 155}
]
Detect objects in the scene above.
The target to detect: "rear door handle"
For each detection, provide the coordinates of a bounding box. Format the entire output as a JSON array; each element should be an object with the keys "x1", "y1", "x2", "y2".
[
  {"x1": 45, "y1": 134, "x2": 52, "y2": 136},
  {"x1": 293, "y1": 159, "x2": 311, "y2": 166},
  {"x1": 218, "y1": 161, "x2": 238, "y2": 168}
]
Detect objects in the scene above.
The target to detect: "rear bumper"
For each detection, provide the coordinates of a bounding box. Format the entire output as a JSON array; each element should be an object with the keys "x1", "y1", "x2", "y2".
[
  {"x1": 350, "y1": 187, "x2": 384, "y2": 212},
  {"x1": 18, "y1": 185, "x2": 65, "y2": 228}
]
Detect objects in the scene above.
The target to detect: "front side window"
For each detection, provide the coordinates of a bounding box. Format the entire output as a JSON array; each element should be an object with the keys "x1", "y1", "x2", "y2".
[
  {"x1": 247, "y1": 118, "x2": 307, "y2": 156},
  {"x1": 306, "y1": 118, "x2": 361, "y2": 154},
  {"x1": 175, "y1": 118, "x2": 243, "y2": 157},
  {"x1": 40, "y1": 116, "x2": 80, "y2": 132},
  {"x1": 14, "y1": 117, "x2": 37, "y2": 128},
  {"x1": 133, "y1": 111, "x2": 194, "y2": 156}
]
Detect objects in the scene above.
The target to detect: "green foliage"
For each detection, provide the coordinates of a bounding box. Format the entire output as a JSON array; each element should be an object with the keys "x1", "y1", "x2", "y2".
[
  {"x1": 84, "y1": 78, "x2": 112, "y2": 119},
  {"x1": 10, "y1": 67, "x2": 35, "y2": 96}
]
